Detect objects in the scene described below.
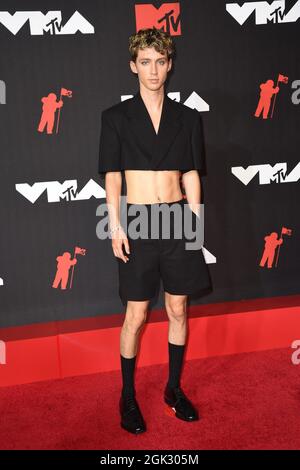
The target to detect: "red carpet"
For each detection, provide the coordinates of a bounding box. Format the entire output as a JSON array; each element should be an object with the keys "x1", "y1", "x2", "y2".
[{"x1": 0, "y1": 347, "x2": 300, "y2": 450}]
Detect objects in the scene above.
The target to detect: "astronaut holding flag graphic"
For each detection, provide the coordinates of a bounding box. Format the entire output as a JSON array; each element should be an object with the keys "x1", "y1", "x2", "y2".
[
  {"x1": 37, "y1": 87, "x2": 72, "y2": 134},
  {"x1": 52, "y1": 246, "x2": 86, "y2": 290}
]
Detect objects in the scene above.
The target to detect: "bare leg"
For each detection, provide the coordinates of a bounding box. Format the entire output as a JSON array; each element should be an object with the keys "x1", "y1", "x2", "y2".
[
  {"x1": 163, "y1": 292, "x2": 199, "y2": 421},
  {"x1": 165, "y1": 292, "x2": 188, "y2": 345},
  {"x1": 119, "y1": 300, "x2": 150, "y2": 434},
  {"x1": 120, "y1": 299, "x2": 150, "y2": 357},
  {"x1": 164, "y1": 291, "x2": 188, "y2": 391}
]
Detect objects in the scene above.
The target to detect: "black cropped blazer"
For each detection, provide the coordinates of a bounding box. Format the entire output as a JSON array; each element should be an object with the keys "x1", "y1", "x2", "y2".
[{"x1": 98, "y1": 89, "x2": 205, "y2": 178}]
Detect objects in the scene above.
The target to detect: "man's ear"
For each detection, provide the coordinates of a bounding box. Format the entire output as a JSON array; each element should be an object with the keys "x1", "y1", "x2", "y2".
[
  {"x1": 129, "y1": 60, "x2": 137, "y2": 74},
  {"x1": 168, "y1": 58, "x2": 172, "y2": 72}
]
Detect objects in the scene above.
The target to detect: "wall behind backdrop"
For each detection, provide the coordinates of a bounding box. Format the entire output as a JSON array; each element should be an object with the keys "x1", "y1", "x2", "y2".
[{"x1": 0, "y1": 0, "x2": 299, "y2": 329}]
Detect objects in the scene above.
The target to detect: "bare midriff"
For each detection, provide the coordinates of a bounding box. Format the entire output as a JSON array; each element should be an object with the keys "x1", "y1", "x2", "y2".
[{"x1": 124, "y1": 170, "x2": 183, "y2": 204}]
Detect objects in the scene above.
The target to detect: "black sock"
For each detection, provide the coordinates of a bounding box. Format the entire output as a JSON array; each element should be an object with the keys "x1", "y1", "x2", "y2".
[
  {"x1": 167, "y1": 341, "x2": 185, "y2": 389},
  {"x1": 120, "y1": 354, "x2": 136, "y2": 398}
]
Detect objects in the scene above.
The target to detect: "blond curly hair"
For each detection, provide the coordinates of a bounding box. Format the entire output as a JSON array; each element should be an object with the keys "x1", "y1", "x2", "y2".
[{"x1": 129, "y1": 27, "x2": 175, "y2": 62}]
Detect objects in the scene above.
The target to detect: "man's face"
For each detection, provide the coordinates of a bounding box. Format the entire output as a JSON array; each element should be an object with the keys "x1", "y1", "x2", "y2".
[{"x1": 130, "y1": 47, "x2": 172, "y2": 91}]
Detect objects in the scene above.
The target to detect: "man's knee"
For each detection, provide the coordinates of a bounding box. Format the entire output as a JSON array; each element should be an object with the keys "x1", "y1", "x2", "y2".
[
  {"x1": 124, "y1": 301, "x2": 148, "y2": 331},
  {"x1": 165, "y1": 295, "x2": 187, "y2": 321}
]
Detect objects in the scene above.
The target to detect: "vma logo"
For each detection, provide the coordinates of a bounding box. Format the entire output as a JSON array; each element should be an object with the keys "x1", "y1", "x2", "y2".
[
  {"x1": 16, "y1": 179, "x2": 105, "y2": 203},
  {"x1": 0, "y1": 341, "x2": 6, "y2": 365},
  {"x1": 231, "y1": 162, "x2": 300, "y2": 185},
  {"x1": 226, "y1": 0, "x2": 300, "y2": 25},
  {"x1": 0, "y1": 10, "x2": 95, "y2": 35},
  {"x1": 135, "y1": 2, "x2": 181, "y2": 35}
]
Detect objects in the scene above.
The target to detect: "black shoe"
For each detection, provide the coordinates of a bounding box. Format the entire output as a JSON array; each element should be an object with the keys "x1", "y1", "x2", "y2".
[
  {"x1": 119, "y1": 394, "x2": 147, "y2": 434},
  {"x1": 164, "y1": 385, "x2": 200, "y2": 422}
]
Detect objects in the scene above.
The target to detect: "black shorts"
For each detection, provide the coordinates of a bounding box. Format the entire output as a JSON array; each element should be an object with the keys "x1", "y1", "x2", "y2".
[{"x1": 117, "y1": 197, "x2": 212, "y2": 305}]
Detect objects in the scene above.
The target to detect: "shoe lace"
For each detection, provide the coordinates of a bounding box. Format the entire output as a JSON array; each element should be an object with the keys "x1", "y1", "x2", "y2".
[
  {"x1": 124, "y1": 396, "x2": 140, "y2": 414},
  {"x1": 173, "y1": 387, "x2": 187, "y2": 402}
]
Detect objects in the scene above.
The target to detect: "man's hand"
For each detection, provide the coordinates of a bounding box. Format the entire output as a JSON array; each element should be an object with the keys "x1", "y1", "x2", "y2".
[{"x1": 111, "y1": 227, "x2": 130, "y2": 263}]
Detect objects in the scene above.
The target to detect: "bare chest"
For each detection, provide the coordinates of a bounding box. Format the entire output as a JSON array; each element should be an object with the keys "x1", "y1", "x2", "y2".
[{"x1": 145, "y1": 106, "x2": 163, "y2": 136}]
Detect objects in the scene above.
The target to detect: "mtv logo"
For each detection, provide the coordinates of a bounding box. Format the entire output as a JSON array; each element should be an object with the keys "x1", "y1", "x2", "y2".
[{"x1": 135, "y1": 3, "x2": 181, "y2": 35}]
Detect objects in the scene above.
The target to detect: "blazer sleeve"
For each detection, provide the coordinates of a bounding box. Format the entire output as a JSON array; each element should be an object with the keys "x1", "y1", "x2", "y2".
[
  {"x1": 181, "y1": 111, "x2": 205, "y2": 175},
  {"x1": 98, "y1": 110, "x2": 122, "y2": 177}
]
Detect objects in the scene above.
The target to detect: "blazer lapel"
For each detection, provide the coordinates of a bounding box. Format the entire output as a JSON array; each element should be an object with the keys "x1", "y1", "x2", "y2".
[{"x1": 126, "y1": 90, "x2": 183, "y2": 168}]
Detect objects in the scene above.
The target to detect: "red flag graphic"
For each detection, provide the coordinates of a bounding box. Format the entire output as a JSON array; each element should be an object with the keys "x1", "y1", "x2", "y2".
[
  {"x1": 75, "y1": 246, "x2": 86, "y2": 256},
  {"x1": 282, "y1": 227, "x2": 292, "y2": 236},
  {"x1": 278, "y1": 74, "x2": 288, "y2": 84},
  {"x1": 61, "y1": 87, "x2": 72, "y2": 97}
]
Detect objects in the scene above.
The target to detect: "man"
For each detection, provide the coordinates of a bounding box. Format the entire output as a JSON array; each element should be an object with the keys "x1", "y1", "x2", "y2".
[{"x1": 98, "y1": 27, "x2": 212, "y2": 434}]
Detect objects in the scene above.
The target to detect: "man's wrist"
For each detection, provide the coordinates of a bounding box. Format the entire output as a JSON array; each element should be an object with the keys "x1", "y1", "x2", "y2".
[{"x1": 109, "y1": 223, "x2": 122, "y2": 235}]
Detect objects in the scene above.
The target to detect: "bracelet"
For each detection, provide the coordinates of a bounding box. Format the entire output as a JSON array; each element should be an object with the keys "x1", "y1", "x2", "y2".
[{"x1": 109, "y1": 224, "x2": 122, "y2": 234}]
